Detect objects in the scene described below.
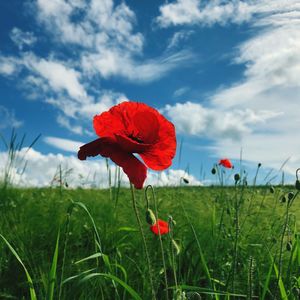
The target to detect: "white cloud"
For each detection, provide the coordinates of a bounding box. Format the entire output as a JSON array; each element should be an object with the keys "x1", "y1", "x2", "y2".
[
  {"x1": 0, "y1": 51, "x2": 130, "y2": 135},
  {"x1": 156, "y1": 0, "x2": 252, "y2": 27},
  {"x1": 164, "y1": 101, "x2": 281, "y2": 140},
  {"x1": 56, "y1": 115, "x2": 84, "y2": 135},
  {"x1": 156, "y1": 0, "x2": 300, "y2": 28},
  {"x1": 0, "y1": 106, "x2": 23, "y2": 129},
  {"x1": 157, "y1": 0, "x2": 300, "y2": 173},
  {"x1": 34, "y1": 0, "x2": 189, "y2": 83},
  {"x1": 23, "y1": 55, "x2": 88, "y2": 100},
  {"x1": 81, "y1": 50, "x2": 192, "y2": 82},
  {"x1": 167, "y1": 30, "x2": 194, "y2": 50},
  {"x1": 44, "y1": 136, "x2": 83, "y2": 152},
  {"x1": 157, "y1": 0, "x2": 202, "y2": 27},
  {"x1": 206, "y1": 5, "x2": 300, "y2": 169},
  {"x1": 36, "y1": 0, "x2": 143, "y2": 52},
  {"x1": 173, "y1": 86, "x2": 189, "y2": 98},
  {"x1": 10, "y1": 27, "x2": 37, "y2": 50},
  {"x1": 0, "y1": 0, "x2": 194, "y2": 137},
  {"x1": 0, "y1": 56, "x2": 20, "y2": 76},
  {"x1": 0, "y1": 147, "x2": 202, "y2": 188}
]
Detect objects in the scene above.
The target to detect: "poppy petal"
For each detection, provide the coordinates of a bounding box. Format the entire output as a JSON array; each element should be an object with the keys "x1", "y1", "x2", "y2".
[
  {"x1": 78, "y1": 137, "x2": 147, "y2": 189},
  {"x1": 140, "y1": 116, "x2": 176, "y2": 171},
  {"x1": 219, "y1": 159, "x2": 233, "y2": 169},
  {"x1": 150, "y1": 219, "x2": 169, "y2": 235},
  {"x1": 115, "y1": 134, "x2": 151, "y2": 153}
]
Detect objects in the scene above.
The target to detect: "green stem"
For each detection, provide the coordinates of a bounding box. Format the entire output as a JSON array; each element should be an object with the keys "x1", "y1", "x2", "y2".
[
  {"x1": 130, "y1": 183, "x2": 156, "y2": 300},
  {"x1": 151, "y1": 186, "x2": 169, "y2": 300},
  {"x1": 168, "y1": 220, "x2": 178, "y2": 296},
  {"x1": 58, "y1": 203, "x2": 73, "y2": 300}
]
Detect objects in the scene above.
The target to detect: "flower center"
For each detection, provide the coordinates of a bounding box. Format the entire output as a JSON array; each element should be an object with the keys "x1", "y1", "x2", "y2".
[{"x1": 128, "y1": 134, "x2": 144, "y2": 144}]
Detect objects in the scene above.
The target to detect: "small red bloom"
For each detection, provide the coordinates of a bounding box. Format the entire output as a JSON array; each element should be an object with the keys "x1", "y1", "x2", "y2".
[
  {"x1": 150, "y1": 219, "x2": 169, "y2": 235},
  {"x1": 219, "y1": 158, "x2": 233, "y2": 169},
  {"x1": 78, "y1": 101, "x2": 176, "y2": 189}
]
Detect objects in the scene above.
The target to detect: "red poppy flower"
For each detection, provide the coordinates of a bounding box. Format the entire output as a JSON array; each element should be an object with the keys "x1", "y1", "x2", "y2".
[
  {"x1": 78, "y1": 101, "x2": 176, "y2": 189},
  {"x1": 219, "y1": 158, "x2": 233, "y2": 169},
  {"x1": 150, "y1": 219, "x2": 169, "y2": 235}
]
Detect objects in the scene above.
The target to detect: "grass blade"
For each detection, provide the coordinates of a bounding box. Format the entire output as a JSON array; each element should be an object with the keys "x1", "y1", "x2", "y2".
[
  {"x1": 273, "y1": 259, "x2": 288, "y2": 300},
  {"x1": 261, "y1": 259, "x2": 273, "y2": 300},
  {"x1": 81, "y1": 273, "x2": 142, "y2": 300},
  {"x1": 46, "y1": 229, "x2": 60, "y2": 300},
  {"x1": 0, "y1": 234, "x2": 37, "y2": 300}
]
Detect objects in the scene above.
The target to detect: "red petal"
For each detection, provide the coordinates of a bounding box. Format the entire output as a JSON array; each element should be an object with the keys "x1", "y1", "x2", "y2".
[
  {"x1": 78, "y1": 137, "x2": 147, "y2": 189},
  {"x1": 219, "y1": 159, "x2": 233, "y2": 169},
  {"x1": 93, "y1": 101, "x2": 176, "y2": 171},
  {"x1": 150, "y1": 219, "x2": 169, "y2": 235},
  {"x1": 140, "y1": 115, "x2": 176, "y2": 171},
  {"x1": 93, "y1": 110, "x2": 126, "y2": 138},
  {"x1": 115, "y1": 134, "x2": 151, "y2": 153}
]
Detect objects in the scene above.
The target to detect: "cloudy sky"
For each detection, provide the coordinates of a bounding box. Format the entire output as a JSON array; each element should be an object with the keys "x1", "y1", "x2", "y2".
[{"x1": 0, "y1": 0, "x2": 299, "y2": 187}]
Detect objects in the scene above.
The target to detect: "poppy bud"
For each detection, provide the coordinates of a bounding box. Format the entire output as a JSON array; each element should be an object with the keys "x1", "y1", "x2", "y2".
[
  {"x1": 182, "y1": 178, "x2": 189, "y2": 184},
  {"x1": 288, "y1": 192, "x2": 294, "y2": 202},
  {"x1": 211, "y1": 167, "x2": 216, "y2": 175},
  {"x1": 280, "y1": 195, "x2": 286, "y2": 203},
  {"x1": 172, "y1": 239, "x2": 180, "y2": 255},
  {"x1": 269, "y1": 186, "x2": 275, "y2": 194},
  {"x1": 286, "y1": 241, "x2": 292, "y2": 251},
  {"x1": 258, "y1": 163, "x2": 262, "y2": 168},
  {"x1": 168, "y1": 215, "x2": 176, "y2": 226},
  {"x1": 145, "y1": 208, "x2": 156, "y2": 225},
  {"x1": 296, "y1": 180, "x2": 300, "y2": 191},
  {"x1": 234, "y1": 173, "x2": 240, "y2": 182}
]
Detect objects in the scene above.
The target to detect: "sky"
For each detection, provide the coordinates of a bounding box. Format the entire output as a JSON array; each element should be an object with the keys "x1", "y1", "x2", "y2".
[{"x1": 0, "y1": 0, "x2": 300, "y2": 187}]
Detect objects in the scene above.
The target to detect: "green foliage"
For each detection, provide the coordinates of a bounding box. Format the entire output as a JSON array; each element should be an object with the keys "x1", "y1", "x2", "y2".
[{"x1": 0, "y1": 185, "x2": 300, "y2": 299}]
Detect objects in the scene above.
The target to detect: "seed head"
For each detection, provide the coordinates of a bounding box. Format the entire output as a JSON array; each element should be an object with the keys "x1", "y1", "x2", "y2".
[
  {"x1": 145, "y1": 208, "x2": 156, "y2": 225},
  {"x1": 234, "y1": 173, "x2": 240, "y2": 182},
  {"x1": 288, "y1": 192, "x2": 294, "y2": 202},
  {"x1": 182, "y1": 178, "x2": 189, "y2": 184},
  {"x1": 280, "y1": 195, "x2": 286, "y2": 203}
]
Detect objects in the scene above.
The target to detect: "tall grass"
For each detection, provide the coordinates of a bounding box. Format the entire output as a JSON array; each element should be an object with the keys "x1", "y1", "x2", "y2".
[{"x1": 1, "y1": 131, "x2": 300, "y2": 299}]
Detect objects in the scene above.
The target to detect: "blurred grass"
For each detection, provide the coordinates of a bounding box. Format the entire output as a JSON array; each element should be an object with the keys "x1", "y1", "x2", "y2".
[{"x1": 0, "y1": 185, "x2": 300, "y2": 299}]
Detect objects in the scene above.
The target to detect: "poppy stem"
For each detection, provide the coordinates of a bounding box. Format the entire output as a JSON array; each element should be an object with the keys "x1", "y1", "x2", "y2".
[
  {"x1": 146, "y1": 185, "x2": 169, "y2": 300},
  {"x1": 130, "y1": 183, "x2": 156, "y2": 300}
]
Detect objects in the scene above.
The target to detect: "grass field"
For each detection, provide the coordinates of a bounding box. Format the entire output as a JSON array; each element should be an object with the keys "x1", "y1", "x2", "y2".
[{"x1": 1, "y1": 182, "x2": 300, "y2": 299}]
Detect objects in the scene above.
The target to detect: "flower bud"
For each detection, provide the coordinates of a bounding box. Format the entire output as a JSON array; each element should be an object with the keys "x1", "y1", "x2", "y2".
[
  {"x1": 172, "y1": 239, "x2": 181, "y2": 255},
  {"x1": 234, "y1": 173, "x2": 240, "y2": 182},
  {"x1": 211, "y1": 167, "x2": 216, "y2": 175},
  {"x1": 269, "y1": 186, "x2": 275, "y2": 194},
  {"x1": 258, "y1": 163, "x2": 262, "y2": 168},
  {"x1": 145, "y1": 208, "x2": 156, "y2": 225},
  {"x1": 280, "y1": 195, "x2": 286, "y2": 203},
  {"x1": 182, "y1": 178, "x2": 189, "y2": 184},
  {"x1": 288, "y1": 192, "x2": 294, "y2": 202},
  {"x1": 168, "y1": 215, "x2": 176, "y2": 226},
  {"x1": 296, "y1": 180, "x2": 300, "y2": 191},
  {"x1": 286, "y1": 241, "x2": 292, "y2": 251}
]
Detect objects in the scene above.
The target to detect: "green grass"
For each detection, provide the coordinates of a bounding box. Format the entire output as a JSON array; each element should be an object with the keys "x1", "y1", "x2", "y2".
[{"x1": 0, "y1": 185, "x2": 300, "y2": 299}]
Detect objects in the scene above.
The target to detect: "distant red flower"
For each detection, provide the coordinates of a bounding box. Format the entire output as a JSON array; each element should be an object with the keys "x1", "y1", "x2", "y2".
[
  {"x1": 219, "y1": 158, "x2": 233, "y2": 169},
  {"x1": 150, "y1": 219, "x2": 169, "y2": 235},
  {"x1": 78, "y1": 101, "x2": 176, "y2": 189}
]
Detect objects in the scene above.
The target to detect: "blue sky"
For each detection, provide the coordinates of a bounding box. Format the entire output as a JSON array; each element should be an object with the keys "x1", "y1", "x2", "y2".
[{"x1": 0, "y1": 0, "x2": 300, "y2": 187}]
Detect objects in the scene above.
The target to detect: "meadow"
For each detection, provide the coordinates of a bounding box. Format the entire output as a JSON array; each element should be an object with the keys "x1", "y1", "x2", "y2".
[{"x1": 1, "y1": 180, "x2": 300, "y2": 299}]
